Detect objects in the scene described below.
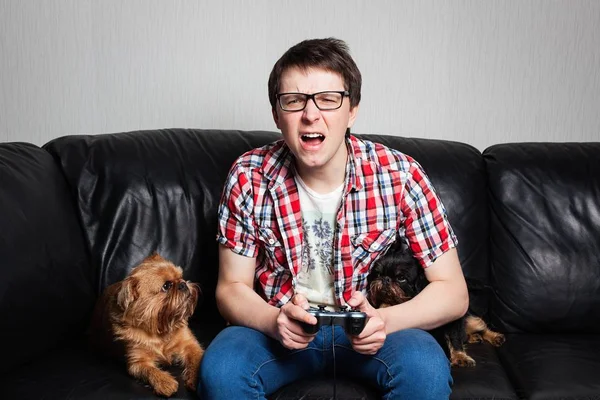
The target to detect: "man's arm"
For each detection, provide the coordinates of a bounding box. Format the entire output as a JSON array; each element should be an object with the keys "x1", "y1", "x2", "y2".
[
  {"x1": 347, "y1": 247, "x2": 468, "y2": 354},
  {"x1": 379, "y1": 247, "x2": 468, "y2": 332},
  {"x1": 216, "y1": 244, "x2": 317, "y2": 349},
  {"x1": 215, "y1": 244, "x2": 278, "y2": 333}
]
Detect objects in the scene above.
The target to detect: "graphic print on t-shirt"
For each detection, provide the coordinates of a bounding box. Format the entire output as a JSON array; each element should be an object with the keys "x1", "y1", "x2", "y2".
[
  {"x1": 301, "y1": 216, "x2": 334, "y2": 275},
  {"x1": 294, "y1": 177, "x2": 344, "y2": 309}
]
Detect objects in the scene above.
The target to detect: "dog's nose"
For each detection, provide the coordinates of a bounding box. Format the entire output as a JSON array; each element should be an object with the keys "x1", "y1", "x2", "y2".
[
  {"x1": 178, "y1": 281, "x2": 188, "y2": 292},
  {"x1": 383, "y1": 277, "x2": 391, "y2": 284}
]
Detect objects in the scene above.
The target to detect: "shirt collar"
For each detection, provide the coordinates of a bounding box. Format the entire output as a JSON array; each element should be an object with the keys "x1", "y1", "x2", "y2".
[{"x1": 345, "y1": 134, "x2": 364, "y2": 192}]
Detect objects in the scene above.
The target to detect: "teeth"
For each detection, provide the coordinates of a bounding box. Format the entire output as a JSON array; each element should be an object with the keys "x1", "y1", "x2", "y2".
[{"x1": 302, "y1": 133, "x2": 324, "y2": 138}]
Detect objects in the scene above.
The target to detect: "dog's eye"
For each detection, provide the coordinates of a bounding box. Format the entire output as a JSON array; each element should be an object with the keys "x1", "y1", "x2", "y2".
[
  {"x1": 162, "y1": 281, "x2": 173, "y2": 292},
  {"x1": 398, "y1": 278, "x2": 407, "y2": 284}
]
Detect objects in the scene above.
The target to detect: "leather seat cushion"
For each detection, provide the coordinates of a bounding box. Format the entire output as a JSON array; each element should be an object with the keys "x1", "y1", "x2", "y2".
[{"x1": 498, "y1": 333, "x2": 600, "y2": 399}]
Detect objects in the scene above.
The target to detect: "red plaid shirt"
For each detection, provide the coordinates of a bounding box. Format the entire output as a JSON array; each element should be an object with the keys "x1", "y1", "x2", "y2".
[{"x1": 217, "y1": 135, "x2": 458, "y2": 307}]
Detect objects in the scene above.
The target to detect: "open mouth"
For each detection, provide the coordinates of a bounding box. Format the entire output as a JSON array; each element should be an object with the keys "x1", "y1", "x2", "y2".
[{"x1": 300, "y1": 133, "x2": 325, "y2": 145}]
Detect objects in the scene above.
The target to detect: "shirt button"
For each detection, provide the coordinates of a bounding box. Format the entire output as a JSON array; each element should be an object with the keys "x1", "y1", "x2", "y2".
[{"x1": 269, "y1": 238, "x2": 275, "y2": 245}]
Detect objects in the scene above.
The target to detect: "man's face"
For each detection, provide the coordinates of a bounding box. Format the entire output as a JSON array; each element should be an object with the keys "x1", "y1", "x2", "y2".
[{"x1": 272, "y1": 67, "x2": 359, "y2": 176}]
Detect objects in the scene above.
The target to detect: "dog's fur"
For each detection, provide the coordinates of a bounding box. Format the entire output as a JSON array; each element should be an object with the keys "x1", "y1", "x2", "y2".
[
  {"x1": 90, "y1": 253, "x2": 204, "y2": 397},
  {"x1": 367, "y1": 241, "x2": 504, "y2": 367}
]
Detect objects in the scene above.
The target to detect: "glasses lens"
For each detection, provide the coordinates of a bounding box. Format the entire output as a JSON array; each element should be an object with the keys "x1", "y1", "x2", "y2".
[
  {"x1": 314, "y1": 92, "x2": 343, "y2": 110},
  {"x1": 279, "y1": 94, "x2": 307, "y2": 111}
]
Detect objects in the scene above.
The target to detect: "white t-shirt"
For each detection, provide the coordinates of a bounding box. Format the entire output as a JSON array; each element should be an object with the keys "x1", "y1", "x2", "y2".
[{"x1": 294, "y1": 176, "x2": 344, "y2": 309}]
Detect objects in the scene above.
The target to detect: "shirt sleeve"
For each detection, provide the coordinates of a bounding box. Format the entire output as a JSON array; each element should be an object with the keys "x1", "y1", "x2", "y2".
[
  {"x1": 216, "y1": 161, "x2": 259, "y2": 258},
  {"x1": 400, "y1": 160, "x2": 458, "y2": 268}
]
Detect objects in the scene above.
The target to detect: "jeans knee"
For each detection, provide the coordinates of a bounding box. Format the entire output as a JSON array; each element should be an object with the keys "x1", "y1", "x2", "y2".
[
  {"x1": 383, "y1": 329, "x2": 452, "y2": 398},
  {"x1": 407, "y1": 334, "x2": 448, "y2": 374},
  {"x1": 196, "y1": 326, "x2": 262, "y2": 398},
  {"x1": 198, "y1": 346, "x2": 231, "y2": 391}
]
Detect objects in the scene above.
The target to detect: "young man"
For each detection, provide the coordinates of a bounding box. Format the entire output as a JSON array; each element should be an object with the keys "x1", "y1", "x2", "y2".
[{"x1": 198, "y1": 38, "x2": 468, "y2": 399}]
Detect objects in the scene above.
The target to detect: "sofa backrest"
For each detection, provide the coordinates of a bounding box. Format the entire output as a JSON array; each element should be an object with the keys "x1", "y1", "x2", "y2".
[
  {"x1": 485, "y1": 143, "x2": 600, "y2": 333},
  {"x1": 0, "y1": 142, "x2": 95, "y2": 374},
  {"x1": 44, "y1": 129, "x2": 282, "y2": 340}
]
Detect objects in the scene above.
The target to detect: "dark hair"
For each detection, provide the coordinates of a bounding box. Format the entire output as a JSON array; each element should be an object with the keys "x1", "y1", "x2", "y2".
[{"x1": 268, "y1": 38, "x2": 362, "y2": 110}]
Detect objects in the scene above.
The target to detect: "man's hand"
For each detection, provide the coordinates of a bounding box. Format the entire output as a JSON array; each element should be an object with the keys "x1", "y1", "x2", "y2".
[
  {"x1": 346, "y1": 291, "x2": 386, "y2": 355},
  {"x1": 275, "y1": 294, "x2": 317, "y2": 350}
]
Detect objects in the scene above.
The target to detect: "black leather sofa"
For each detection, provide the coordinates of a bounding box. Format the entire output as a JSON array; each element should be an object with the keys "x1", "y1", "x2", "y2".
[{"x1": 1, "y1": 129, "x2": 599, "y2": 400}]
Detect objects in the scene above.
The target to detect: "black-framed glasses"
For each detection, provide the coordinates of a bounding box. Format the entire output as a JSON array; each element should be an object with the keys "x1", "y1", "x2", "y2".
[{"x1": 276, "y1": 90, "x2": 350, "y2": 112}]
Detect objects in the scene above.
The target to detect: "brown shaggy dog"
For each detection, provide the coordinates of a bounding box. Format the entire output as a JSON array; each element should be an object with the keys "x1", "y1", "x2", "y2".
[{"x1": 90, "y1": 253, "x2": 204, "y2": 397}]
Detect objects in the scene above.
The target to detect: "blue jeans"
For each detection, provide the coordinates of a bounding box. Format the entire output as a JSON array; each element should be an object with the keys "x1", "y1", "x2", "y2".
[{"x1": 197, "y1": 325, "x2": 452, "y2": 399}]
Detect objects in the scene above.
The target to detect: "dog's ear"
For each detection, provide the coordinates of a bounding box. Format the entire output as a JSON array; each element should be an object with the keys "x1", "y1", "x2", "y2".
[{"x1": 117, "y1": 277, "x2": 139, "y2": 310}]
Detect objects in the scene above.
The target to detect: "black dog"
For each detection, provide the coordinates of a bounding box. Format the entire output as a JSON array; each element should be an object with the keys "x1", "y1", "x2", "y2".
[{"x1": 367, "y1": 240, "x2": 504, "y2": 367}]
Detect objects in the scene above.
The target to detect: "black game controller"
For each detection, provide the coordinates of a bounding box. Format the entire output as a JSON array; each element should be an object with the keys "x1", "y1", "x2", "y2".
[{"x1": 300, "y1": 305, "x2": 367, "y2": 335}]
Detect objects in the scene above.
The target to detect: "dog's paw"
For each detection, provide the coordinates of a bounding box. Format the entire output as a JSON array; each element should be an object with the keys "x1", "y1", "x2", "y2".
[
  {"x1": 458, "y1": 357, "x2": 476, "y2": 367},
  {"x1": 183, "y1": 370, "x2": 199, "y2": 392},
  {"x1": 151, "y1": 371, "x2": 179, "y2": 398},
  {"x1": 182, "y1": 363, "x2": 200, "y2": 392},
  {"x1": 451, "y1": 352, "x2": 476, "y2": 368},
  {"x1": 489, "y1": 333, "x2": 505, "y2": 347},
  {"x1": 181, "y1": 341, "x2": 203, "y2": 391},
  {"x1": 467, "y1": 333, "x2": 483, "y2": 344}
]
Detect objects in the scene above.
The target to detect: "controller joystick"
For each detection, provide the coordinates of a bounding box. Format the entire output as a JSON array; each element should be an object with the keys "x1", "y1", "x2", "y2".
[{"x1": 300, "y1": 305, "x2": 367, "y2": 335}]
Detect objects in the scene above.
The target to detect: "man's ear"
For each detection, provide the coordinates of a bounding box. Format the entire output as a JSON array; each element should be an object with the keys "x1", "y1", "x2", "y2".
[
  {"x1": 117, "y1": 277, "x2": 138, "y2": 311},
  {"x1": 347, "y1": 105, "x2": 360, "y2": 129},
  {"x1": 272, "y1": 107, "x2": 281, "y2": 129}
]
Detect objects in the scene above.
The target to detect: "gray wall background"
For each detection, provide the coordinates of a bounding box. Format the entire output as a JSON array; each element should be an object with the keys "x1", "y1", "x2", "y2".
[{"x1": 1, "y1": 0, "x2": 599, "y2": 150}]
